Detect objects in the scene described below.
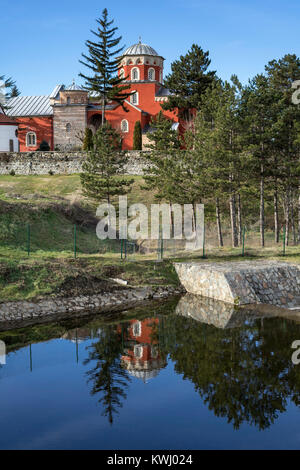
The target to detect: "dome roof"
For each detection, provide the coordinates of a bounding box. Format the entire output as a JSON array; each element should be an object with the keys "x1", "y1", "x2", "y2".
[
  {"x1": 123, "y1": 42, "x2": 159, "y2": 57},
  {"x1": 66, "y1": 80, "x2": 84, "y2": 91}
]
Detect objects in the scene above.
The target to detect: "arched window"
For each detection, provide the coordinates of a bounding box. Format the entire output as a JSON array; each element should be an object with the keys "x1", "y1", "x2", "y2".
[
  {"x1": 26, "y1": 132, "x2": 37, "y2": 147},
  {"x1": 131, "y1": 67, "x2": 139, "y2": 81},
  {"x1": 148, "y1": 68, "x2": 155, "y2": 81},
  {"x1": 132, "y1": 321, "x2": 141, "y2": 337},
  {"x1": 134, "y1": 345, "x2": 143, "y2": 359},
  {"x1": 130, "y1": 91, "x2": 139, "y2": 105},
  {"x1": 121, "y1": 119, "x2": 129, "y2": 133},
  {"x1": 119, "y1": 68, "x2": 125, "y2": 79},
  {"x1": 66, "y1": 123, "x2": 71, "y2": 133},
  {"x1": 67, "y1": 96, "x2": 71, "y2": 105}
]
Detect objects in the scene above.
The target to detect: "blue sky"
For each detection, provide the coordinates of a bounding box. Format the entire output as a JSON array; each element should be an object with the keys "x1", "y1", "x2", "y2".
[{"x1": 1, "y1": 0, "x2": 299, "y2": 96}]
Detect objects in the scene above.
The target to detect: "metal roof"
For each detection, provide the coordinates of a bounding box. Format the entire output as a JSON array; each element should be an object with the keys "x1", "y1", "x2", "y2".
[
  {"x1": 123, "y1": 42, "x2": 159, "y2": 57},
  {"x1": 6, "y1": 85, "x2": 64, "y2": 117}
]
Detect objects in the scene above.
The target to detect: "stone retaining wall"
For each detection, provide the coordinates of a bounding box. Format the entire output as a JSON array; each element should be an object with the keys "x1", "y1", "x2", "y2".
[
  {"x1": 0, "y1": 285, "x2": 183, "y2": 330},
  {"x1": 174, "y1": 261, "x2": 300, "y2": 308},
  {"x1": 0, "y1": 150, "x2": 150, "y2": 176}
]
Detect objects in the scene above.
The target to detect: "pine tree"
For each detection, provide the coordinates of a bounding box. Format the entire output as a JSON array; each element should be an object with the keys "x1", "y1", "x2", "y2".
[
  {"x1": 265, "y1": 54, "x2": 300, "y2": 246},
  {"x1": 82, "y1": 127, "x2": 93, "y2": 151},
  {"x1": 0, "y1": 75, "x2": 20, "y2": 110},
  {"x1": 193, "y1": 78, "x2": 248, "y2": 248},
  {"x1": 79, "y1": 8, "x2": 132, "y2": 125},
  {"x1": 80, "y1": 123, "x2": 134, "y2": 205},
  {"x1": 146, "y1": 111, "x2": 180, "y2": 151},
  {"x1": 162, "y1": 44, "x2": 216, "y2": 122},
  {"x1": 133, "y1": 121, "x2": 142, "y2": 150},
  {"x1": 142, "y1": 111, "x2": 181, "y2": 201}
]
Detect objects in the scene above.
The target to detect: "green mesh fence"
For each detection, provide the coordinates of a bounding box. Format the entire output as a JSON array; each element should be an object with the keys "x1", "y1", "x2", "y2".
[{"x1": 0, "y1": 220, "x2": 121, "y2": 256}]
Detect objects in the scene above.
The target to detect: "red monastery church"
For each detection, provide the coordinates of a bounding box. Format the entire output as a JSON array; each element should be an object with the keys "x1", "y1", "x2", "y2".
[{"x1": 7, "y1": 41, "x2": 180, "y2": 151}]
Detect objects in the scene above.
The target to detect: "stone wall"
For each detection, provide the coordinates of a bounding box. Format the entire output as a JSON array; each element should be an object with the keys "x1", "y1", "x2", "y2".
[
  {"x1": 174, "y1": 261, "x2": 300, "y2": 308},
  {"x1": 0, "y1": 285, "x2": 182, "y2": 330},
  {"x1": 0, "y1": 150, "x2": 150, "y2": 176}
]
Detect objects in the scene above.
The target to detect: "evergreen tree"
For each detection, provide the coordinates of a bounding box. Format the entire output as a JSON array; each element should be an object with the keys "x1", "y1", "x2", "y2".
[
  {"x1": 82, "y1": 127, "x2": 94, "y2": 151},
  {"x1": 145, "y1": 111, "x2": 180, "y2": 151},
  {"x1": 133, "y1": 121, "x2": 142, "y2": 150},
  {"x1": 162, "y1": 44, "x2": 216, "y2": 122},
  {"x1": 264, "y1": 54, "x2": 300, "y2": 245},
  {"x1": 241, "y1": 74, "x2": 277, "y2": 247},
  {"x1": 79, "y1": 8, "x2": 132, "y2": 125},
  {"x1": 193, "y1": 78, "x2": 247, "y2": 247},
  {"x1": 80, "y1": 123, "x2": 134, "y2": 205},
  {"x1": 0, "y1": 75, "x2": 20, "y2": 110}
]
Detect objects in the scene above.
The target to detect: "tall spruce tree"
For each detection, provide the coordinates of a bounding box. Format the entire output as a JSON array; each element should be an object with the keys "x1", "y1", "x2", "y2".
[
  {"x1": 79, "y1": 8, "x2": 132, "y2": 124},
  {"x1": 133, "y1": 121, "x2": 142, "y2": 150},
  {"x1": 80, "y1": 123, "x2": 133, "y2": 206},
  {"x1": 162, "y1": 44, "x2": 216, "y2": 123}
]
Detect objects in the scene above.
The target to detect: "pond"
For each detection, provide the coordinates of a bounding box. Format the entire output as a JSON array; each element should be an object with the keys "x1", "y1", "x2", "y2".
[{"x1": 0, "y1": 295, "x2": 300, "y2": 450}]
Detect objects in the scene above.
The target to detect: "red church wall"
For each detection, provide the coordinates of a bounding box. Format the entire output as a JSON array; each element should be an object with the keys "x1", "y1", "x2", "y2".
[
  {"x1": 88, "y1": 105, "x2": 148, "y2": 150},
  {"x1": 16, "y1": 116, "x2": 53, "y2": 152}
]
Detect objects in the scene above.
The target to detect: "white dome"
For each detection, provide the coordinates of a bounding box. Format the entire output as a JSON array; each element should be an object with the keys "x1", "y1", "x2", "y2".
[{"x1": 123, "y1": 42, "x2": 159, "y2": 57}]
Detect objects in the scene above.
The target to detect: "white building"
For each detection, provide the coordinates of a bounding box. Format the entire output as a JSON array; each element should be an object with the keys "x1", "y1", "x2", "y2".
[{"x1": 0, "y1": 106, "x2": 19, "y2": 152}]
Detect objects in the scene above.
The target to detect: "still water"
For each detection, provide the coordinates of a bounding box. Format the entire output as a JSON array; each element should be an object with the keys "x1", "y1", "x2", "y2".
[{"x1": 1, "y1": 295, "x2": 300, "y2": 450}]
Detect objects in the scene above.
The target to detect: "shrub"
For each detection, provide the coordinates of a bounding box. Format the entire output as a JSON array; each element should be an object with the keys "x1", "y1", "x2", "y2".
[
  {"x1": 133, "y1": 121, "x2": 142, "y2": 150},
  {"x1": 39, "y1": 140, "x2": 50, "y2": 151}
]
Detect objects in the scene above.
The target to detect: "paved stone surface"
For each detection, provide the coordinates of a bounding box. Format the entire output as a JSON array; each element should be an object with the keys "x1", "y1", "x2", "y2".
[{"x1": 174, "y1": 260, "x2": 300, "y2": 307}]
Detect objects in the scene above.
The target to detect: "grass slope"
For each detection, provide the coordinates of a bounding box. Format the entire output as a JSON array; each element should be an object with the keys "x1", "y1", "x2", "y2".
[{"x1": 0, "y1": 174, "x2": 299, "y2": 302}]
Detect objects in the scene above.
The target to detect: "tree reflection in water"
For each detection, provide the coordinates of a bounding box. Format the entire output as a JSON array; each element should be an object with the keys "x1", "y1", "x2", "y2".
[
  {"x1": 82, "y1": 298, "x2": 300, "y2": 430},
  {"x1": 159, "y1": 313, "x2": 300, "y2": 430},
  {"x1": 83, "y1": 324, "x2": 131, "y2": 425}
]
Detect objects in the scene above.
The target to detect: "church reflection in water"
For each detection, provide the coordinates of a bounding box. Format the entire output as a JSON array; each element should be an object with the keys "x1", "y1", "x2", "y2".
[{"x1": 118, "y1": 318, "x2": 167, "y2": 383}]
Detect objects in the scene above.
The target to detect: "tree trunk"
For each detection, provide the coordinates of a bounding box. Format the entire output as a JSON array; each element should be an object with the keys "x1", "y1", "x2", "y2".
[
  {"x1": 291, "y1": 196, "x2": 296, "y2": 245},
  {"x1": 274, "y1": 183, "x2": 279, "y2": 243},
  {"x1": 260, "y1": 163, "x2": 265, "y2": 247},
  {"x1": 237, "y1": 193, "x2": 242, "y2": 246},
  {"x1": 284, "y1": 190, "x2": 290, "y2": 247},
  {"x1": 102, "y1": 97, "x2": 105, "y2": 125},
  {"x1": 216, "y1": 198, "x2": 223, "y2": 247},
  {"x1": 298, "y1": 189, "x2": 300, "y2": 245},
  {"x1": 170, "y1": 203, "x2": 174, "y2": 238},
  {"x1": 229, "y1": 192, "x2": 238, "y2": 248}
]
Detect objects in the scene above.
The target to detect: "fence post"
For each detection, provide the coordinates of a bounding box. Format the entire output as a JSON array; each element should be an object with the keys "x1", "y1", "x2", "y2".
[
  {"x1": 242, "y1": 226, "x2": 246, "y2": 257},
  {"x1": 74, "y1": 224, "x2": 77, "y2": 259},
  {"x1": 121, "y1": 239, "x2": 123, "y2": 259},
  {"x1": 124, "y1": 238, "x2": 127, "y2": 259},
  {"x1": 27, "y1": 224, "x2": 30, "y2": 257},
  {"x1": 283, "y1": 226, "x2": 286, "y2": 256},
  {"x1": 157, "y1": 224, "x2": 163, "y2": 260}
]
